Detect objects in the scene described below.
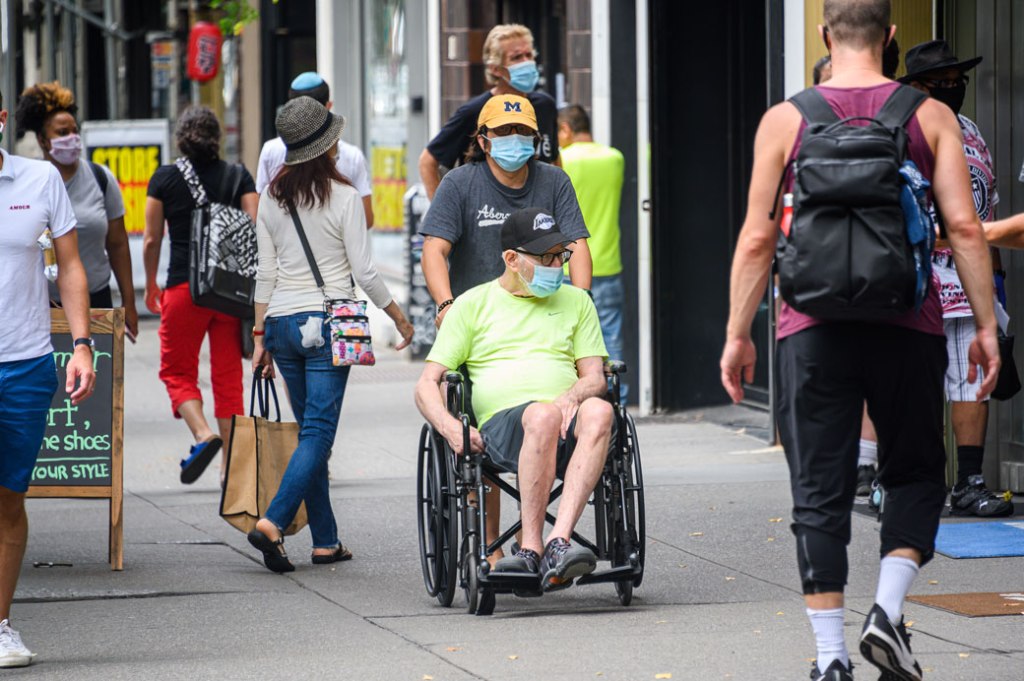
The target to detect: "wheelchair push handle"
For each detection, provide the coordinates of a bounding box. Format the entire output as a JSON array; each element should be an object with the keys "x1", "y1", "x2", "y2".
[
  {"x1": 604, "y1": 360, "x2": 627, "y2": 375},
  {"x1": 444, "y1": 371, "x2": 464, "y2": 385}
]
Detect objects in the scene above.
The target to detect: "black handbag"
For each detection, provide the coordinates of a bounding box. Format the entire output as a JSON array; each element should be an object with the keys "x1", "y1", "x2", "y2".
[
  {"x1": 992, "y1": 332, "x2": 1021, "y2": 401},
  {"x1": 180, "y1": 157, "x2": 257, "y2": 319}
]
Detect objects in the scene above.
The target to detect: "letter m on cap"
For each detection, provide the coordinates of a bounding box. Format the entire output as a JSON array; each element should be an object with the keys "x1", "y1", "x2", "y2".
[{"x1": 504, "y1": 101, "x2": 522, "y2": 112}]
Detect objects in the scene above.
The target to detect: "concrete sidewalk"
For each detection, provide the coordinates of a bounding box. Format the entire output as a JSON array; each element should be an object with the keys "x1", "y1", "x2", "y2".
[{"x1": 10, "y1": 320, "x2": 1024, "y2": 680}]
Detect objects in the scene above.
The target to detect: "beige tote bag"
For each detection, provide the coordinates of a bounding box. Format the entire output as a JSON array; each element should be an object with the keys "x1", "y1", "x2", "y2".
[{"x1": 220, "y1": 376, "x2": 308, "y2": 535}]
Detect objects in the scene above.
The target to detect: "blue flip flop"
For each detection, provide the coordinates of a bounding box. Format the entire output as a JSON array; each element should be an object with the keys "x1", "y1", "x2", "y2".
[{"x1": 180, "y1": 436, "x2": 223, "y2": 484}]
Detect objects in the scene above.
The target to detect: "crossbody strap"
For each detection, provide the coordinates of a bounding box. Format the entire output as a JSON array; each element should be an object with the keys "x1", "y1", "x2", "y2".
[
  {"x1": 285, "y1": 199, "x2": 327, "y2": 296},
  {"x1": 175, "y1": 157, "x2": 209, "y2": 208}
]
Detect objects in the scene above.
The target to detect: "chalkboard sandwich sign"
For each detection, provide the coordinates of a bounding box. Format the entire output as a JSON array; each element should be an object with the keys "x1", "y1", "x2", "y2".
[{"x1": 27, "y1": 308, "x2": 124, "y2": 570}]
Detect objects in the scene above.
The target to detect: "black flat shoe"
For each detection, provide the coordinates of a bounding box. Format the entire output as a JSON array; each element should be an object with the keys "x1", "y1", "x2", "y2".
[
  {"x1": 247, "y1": 529, "x2": 295, "y2": 573},
  {"x1": 311, "y1": 545, "x2": 353, "y2": 564}
]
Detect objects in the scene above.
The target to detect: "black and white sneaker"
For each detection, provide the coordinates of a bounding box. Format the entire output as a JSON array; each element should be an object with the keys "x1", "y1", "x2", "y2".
[
  {"x1": 950, "y1": 475, "x2": 1014, "y2": 517},
  {"x1": 859, "y1": 604, "x2": 922, "y2": 681},
  {"x1": 810, "y1": 658, "x2": 854, "y2": 680}
]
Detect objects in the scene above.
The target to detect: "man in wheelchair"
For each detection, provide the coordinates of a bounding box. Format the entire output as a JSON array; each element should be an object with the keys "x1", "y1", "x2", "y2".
[{"x1": 414, "y1": 207, "x2": 612, "y2": 592}]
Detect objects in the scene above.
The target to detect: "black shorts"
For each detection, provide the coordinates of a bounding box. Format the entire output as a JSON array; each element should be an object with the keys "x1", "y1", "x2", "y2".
[{"x1": 480, "y1": 401, "x2": 617, "y2": 478}]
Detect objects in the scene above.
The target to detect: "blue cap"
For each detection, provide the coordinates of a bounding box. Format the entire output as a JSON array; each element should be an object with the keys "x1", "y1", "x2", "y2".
[{"x1": 290, "y1": 72, "x2": 325, "y2": 91}]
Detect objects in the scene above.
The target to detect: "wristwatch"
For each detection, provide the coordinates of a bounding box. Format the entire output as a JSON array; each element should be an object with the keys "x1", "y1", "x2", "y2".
[{"x1": 73, "y1": 337, "x2": 95, "y2": 352}]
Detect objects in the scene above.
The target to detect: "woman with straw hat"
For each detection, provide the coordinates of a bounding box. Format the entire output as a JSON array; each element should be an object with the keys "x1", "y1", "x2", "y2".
[{"x1": 247, "y1": 96, "x2": 413, "y2": 572}]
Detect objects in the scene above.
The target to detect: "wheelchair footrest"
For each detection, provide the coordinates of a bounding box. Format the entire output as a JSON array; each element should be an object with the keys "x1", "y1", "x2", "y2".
[{"x1": 575, "y1": 564, "x2": 642, "y2": 586}]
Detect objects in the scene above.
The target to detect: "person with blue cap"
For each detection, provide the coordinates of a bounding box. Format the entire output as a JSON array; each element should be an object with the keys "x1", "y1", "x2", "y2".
[{"x1": 256, "y1": 72, "x2": 374, "y2": 228}]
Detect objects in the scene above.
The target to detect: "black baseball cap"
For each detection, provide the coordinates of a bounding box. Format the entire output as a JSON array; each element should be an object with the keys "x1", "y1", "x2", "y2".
[{"x1": 500, "y1": 207, "x2": 573, "y2": 253}]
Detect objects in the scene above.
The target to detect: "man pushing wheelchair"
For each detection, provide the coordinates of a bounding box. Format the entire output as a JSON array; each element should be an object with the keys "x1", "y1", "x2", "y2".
[{"x1": 414, "y1": 207, "x2": 613, "y2": 592}]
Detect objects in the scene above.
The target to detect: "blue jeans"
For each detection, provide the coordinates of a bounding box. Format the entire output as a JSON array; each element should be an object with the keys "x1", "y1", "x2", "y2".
[
  {"x1": 263, "y1": 313, "x2": 351, "y2": 548},
  {"x1": 591, "y1": 274, "x2": 627, "y2": 401}
]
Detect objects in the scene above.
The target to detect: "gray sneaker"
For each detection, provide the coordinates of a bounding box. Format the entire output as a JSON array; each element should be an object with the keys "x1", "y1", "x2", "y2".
[
  {"x1": 539, "y1": 537, "x2": 597, "y2": 592},
  {"x1": 0, "y1": 619, "x2": 35, "y2": 668}
]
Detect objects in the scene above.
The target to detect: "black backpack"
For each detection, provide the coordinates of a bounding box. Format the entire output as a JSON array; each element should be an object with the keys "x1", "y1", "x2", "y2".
[{"x1": 775, "y1": 85, "x2": 928, "y2": 321}]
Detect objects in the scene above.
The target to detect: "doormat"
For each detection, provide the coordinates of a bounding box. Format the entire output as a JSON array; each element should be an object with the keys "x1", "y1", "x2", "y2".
[
  {"x1": 907, "y1": 591, "x2": 1024, "y2": 617},
  {"x1": 934, "y1": 521, "x2": 1024, "y2": 558}
]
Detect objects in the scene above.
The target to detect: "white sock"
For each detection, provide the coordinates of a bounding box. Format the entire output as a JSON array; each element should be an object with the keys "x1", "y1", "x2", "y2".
[
  {"x1": 875, "y1": 556, "x2": 920, "y2": 623},
  {"x1": 858, "y1": 439, "x2": 878, "y2": 467},
  {"x1": 806, "y1": 607, "x2": 848, "y2": 671}
]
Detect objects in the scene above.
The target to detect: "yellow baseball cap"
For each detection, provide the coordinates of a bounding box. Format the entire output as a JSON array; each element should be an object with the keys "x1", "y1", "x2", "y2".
[{"x1": 477, "y1": 94, "x2": 538, "y2": 131}]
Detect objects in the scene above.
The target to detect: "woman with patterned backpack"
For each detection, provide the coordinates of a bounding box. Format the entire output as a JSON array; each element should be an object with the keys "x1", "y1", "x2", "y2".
[{"x1": 144, "y1": 106, "x2": 258, "y2": 486}]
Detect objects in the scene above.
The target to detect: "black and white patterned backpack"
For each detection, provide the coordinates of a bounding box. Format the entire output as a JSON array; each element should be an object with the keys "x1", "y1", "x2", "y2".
[{"x1": 177, "y1": 157, "x2": 257, "y2": 318}]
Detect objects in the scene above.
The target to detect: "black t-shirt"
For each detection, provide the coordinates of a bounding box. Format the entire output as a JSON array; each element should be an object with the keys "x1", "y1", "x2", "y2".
[
  {"x1": 426, "y1": 90, "x2": 560, "y2": 168},
  {"x1": 147, "y1": 159, "x2": 256, "y2": 288}
]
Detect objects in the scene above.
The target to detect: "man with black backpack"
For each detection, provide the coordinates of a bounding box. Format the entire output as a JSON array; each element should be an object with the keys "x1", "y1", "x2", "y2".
[{"x1": 720, "y1": 2, "x2": 999, "y2": 680}]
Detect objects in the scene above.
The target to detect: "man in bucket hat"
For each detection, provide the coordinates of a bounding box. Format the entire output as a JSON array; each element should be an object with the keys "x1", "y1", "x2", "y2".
[
  {"x1": 901, "y1": 40, "x2": 1014, "y2": 518},
  {"x1": 415, "y1": 207, "x2": 609, "y2": 592}
]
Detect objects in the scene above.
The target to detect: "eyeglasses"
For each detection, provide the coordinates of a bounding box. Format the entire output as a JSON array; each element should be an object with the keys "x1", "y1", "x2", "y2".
[
  {"x1": 488, "y1": 124, "x2": 536, "y2": 137},
  {"x1": 516, "y1": 249, "x2": 572, "y2": 267},
  {"x1": 921, "y1": 75, "x2": 969, "y2": 89}
]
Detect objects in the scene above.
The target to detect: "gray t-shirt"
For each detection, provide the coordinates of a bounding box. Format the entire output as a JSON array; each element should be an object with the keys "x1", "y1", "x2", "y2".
[
  {"x1": 49, "y1": 161, "x2": 125, "y2": 298},
  {"x1": 418, "y1": 160, "x2": 588, "y2": 297}
]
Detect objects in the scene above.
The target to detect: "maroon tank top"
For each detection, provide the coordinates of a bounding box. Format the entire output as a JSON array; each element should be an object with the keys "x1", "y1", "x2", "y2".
[{"x1": 777, "y1": 82, "x2": 944, "y2": 339}]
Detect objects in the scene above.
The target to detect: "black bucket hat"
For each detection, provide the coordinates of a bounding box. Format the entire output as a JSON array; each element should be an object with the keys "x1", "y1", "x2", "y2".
[{"x1": 899, "y1": 40, "x2": 982, "y2": 83}]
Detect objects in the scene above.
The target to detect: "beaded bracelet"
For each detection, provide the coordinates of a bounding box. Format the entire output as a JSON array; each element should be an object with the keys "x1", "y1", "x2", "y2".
[{"x1": 436, "y1": 298, "x2": 455, "y2": 315}]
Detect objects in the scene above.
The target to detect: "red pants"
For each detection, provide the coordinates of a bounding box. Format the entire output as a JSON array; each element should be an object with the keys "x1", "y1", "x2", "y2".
[{"x1": 158, "y1": 283, "x2": 244, "y2": 420}]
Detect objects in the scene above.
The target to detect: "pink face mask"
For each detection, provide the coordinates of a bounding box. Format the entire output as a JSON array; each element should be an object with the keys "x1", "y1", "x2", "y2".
[{"x1": 49, "y1": 133, "x2": 82, "y2": 166}]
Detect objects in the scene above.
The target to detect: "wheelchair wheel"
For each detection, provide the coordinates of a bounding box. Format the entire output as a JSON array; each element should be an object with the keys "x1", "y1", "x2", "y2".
[
  {"x1": 417, "y1": 425, "x2": 458, "y2": 605},
  {"x1": 623, "y1": 413, "x2": 646, "y2": 588},
  {"x1": 461, "y1": 536, "x2": 479, "y2": 614}
]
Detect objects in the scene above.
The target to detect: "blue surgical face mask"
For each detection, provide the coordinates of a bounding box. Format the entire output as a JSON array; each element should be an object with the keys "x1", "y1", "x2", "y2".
[
  {"x1": 507, "y1": 60, "x2": 540, "y2": 93},
  {"x1": 488, "y1": 134, "x2": 535, "y2": 172},
  {"x1": 519, "y1": 260, "x2": 564, "y2": 298}
]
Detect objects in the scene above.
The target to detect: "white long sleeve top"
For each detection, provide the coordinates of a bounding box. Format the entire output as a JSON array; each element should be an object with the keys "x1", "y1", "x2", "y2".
[{"x1": 254, "y1": 181, "x2": 392, "y2": 318}]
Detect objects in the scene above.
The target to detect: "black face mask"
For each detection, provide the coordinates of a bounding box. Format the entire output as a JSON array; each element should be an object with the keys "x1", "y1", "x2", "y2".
[{"x1": 931, "y1": 82, "x2": 966, "y2": 115}]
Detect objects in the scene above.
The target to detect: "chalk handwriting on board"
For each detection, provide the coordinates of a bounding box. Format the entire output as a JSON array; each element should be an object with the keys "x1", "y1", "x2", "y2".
[{"x1": 32, "y1": 333, "x2": 114, "y2": 486}]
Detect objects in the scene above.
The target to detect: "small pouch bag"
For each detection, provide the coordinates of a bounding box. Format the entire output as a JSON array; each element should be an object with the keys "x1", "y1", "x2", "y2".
[
  {"x1": 286, "y1": 200, "x2": 375, "y2": 367},
  {"x1": 326, "y1": 299, "x2": 376, "y2": 366}
]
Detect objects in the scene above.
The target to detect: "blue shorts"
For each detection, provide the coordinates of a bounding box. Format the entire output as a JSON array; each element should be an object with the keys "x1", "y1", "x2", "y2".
[{"x1": 0, "y1": 354, "x2": 58, "y2": 493}]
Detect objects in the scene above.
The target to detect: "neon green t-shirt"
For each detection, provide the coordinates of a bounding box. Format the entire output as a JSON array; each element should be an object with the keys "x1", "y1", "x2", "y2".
[
  {"x1": 560, "y1": 141, "x2": 624, "y2": 277},
  {"x1": 426, "y1": 280, "x2": 608, "y2": 427}
]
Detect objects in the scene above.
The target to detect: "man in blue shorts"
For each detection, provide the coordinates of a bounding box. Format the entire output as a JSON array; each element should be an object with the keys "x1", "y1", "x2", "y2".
[
  {"x1": 414, "y1": 207, "x2": 611, "y2": 591},
  {"x1": 0, "y1": 90, "x2": 96, "y2": 667}
]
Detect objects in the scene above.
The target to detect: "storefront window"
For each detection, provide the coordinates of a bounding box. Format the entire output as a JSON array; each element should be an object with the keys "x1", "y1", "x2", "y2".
[{"x1": 364, "y1": 0, "x2": 408, "y2": 232}]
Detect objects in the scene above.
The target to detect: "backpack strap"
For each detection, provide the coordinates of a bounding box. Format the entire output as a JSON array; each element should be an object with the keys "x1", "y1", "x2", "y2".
[
  {"x1": 216, "y1": 163, "x2": 243, "y2": 207},
  {"x1": 874, "y1": 85, "x2": 928, "y2": 129},
  {"x1": 789, "y1": 88, "x2": 841, "y2": 126},
  {"x1": 174, "y1": 157, "x2": 209, "y2": 208},
  {"x1": 88, "y1": 161, "x2": 108, "y2": 196}
]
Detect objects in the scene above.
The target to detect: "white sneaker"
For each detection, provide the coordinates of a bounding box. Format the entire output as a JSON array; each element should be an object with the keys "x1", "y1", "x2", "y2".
[{"x1": 0, "y1": 619, "x2": 35, "y2": 668}]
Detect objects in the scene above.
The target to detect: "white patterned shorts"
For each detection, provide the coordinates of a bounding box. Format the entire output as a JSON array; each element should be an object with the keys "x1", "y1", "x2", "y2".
[{"x1": 944, "y1": 317, "x2": 988, "y2": 402}]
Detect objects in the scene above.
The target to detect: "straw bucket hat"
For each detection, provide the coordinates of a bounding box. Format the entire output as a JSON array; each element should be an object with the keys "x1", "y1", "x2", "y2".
[{"x1": 276, "y1": 96, "x2": 346, "y2": 165}]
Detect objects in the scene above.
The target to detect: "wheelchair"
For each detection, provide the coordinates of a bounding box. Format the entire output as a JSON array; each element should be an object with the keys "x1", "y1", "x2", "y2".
[{"x1": 416, "y1": 361, "x2": 645, "y2": 616}]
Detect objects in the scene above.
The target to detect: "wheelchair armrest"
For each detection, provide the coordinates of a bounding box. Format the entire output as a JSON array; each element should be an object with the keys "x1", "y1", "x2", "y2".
[
  {"x1": 604, "y1": 360, "x2": 627, "y2": 375},
  {"x1": 444, "y1": 371, "x2": 465, "y2": 385}
]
